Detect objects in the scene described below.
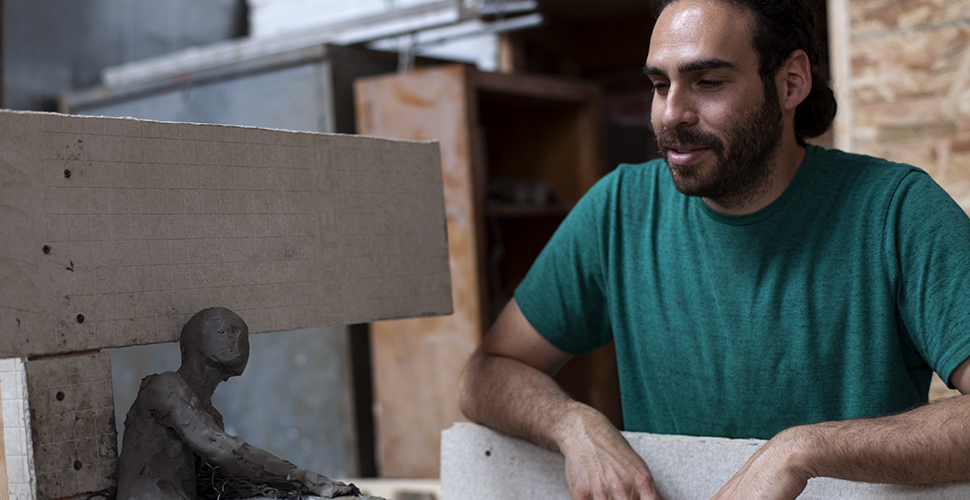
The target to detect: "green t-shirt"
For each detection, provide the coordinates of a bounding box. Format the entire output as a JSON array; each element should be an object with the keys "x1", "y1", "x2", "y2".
[{"x1": 515, "y1": 145, "x2": 970, "y2": 440}]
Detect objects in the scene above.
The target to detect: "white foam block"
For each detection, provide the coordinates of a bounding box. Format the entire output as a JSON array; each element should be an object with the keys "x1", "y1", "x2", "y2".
[
  {"x1": 0, "y1": 110, "x2": 452, "y2": 357},
  {"x1": 1, "y1": 358, "x2": 36, "y2": 500},
  {"x1": 441, "y1": 422, "x2": 970, "y2": 499}
]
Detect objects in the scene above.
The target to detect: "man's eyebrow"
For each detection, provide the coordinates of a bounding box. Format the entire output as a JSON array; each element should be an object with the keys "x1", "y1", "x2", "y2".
[
  {"x1": 642, "y1": 64, "x2": 666, "y2": 78},
  {"x1": 642, "y1": 58, "x2": 736, "y2": 78},
  {"x1": 680, "y1": 58, "x2": 735, "y2": 74}
]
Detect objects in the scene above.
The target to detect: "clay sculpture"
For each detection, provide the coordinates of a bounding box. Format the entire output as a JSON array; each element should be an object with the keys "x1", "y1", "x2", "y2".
[{"x1": 117, "y1": 307, "x2": 373, "y2": 500}]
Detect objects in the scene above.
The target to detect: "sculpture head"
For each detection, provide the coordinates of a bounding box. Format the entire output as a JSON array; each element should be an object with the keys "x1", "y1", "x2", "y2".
[{"x1": 180, "y1": 307, "x2": 250, "y2": 381}]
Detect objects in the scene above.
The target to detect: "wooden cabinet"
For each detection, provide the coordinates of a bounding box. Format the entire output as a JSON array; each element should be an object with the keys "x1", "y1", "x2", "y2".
[{"x1": 355, "y1": 64, "x2": 618, "y2": 478}]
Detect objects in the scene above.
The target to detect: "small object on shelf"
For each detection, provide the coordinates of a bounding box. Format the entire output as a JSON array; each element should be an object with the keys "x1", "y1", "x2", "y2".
[{"x1": 487, "y1": 175, "x2": 558, "y2": 206}]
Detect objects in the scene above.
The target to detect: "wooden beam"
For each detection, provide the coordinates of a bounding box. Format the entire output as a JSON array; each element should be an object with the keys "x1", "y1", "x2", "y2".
[
  {"x1": 25, "y1": 353, "x2": 114, "y2": 500},
  {"x1": 827, "y1": 0, "x2": 854, "y2": 152},
  {"x1": 0, "y1": 110, "x2": 452, "y2": 358}
]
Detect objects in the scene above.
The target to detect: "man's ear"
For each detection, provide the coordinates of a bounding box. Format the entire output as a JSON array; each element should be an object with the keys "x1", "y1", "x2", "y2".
[{"x1": 779, "y1": 49, "x2": 812, "y2": 111}]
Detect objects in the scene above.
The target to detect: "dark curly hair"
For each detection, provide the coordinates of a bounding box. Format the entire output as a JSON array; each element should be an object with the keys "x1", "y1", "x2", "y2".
[{"x1": 654, "y1": 0, "x2": 837, "y2": 141}]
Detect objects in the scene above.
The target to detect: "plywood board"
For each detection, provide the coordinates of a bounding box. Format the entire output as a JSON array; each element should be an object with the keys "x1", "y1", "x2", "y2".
[
  {"x1": 24, "y1": 353, "x2": 113, "y2": 500},
  {"x1": 357, "y1": 65, "x2": 481, "y2": 478},
  {"x1": 357, "y1": 64, "x2": 607, "y2": 478},
  {"x1": 441, "y1": 423, "x2": 970, "y2": 500},
  {"x1": 1, "y1": 358, "x2": 35, "y2": 500},
  {"x1": 0, "y1": 110, "x2": 452, "y2": 358}
]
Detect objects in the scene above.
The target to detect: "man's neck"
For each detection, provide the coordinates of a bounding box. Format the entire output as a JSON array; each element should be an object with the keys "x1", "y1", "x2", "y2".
[{"x1": 704, "y1": 141, "x2": 807, "y2": 216}]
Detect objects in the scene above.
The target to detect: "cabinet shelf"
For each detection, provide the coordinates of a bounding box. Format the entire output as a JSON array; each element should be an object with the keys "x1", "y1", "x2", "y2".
[
  {"x1": 355, "y1": 64, "x2": 619, "y2": 478},
  {"x1": 485, "y1": 202, "x2": 574, "y2": 218}
]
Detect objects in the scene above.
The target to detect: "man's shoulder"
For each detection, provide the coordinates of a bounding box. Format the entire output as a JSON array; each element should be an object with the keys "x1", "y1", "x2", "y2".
[
  {"x1": 803, "y1": 145, "x2": 937, "y2": 205},
  {"x1": 809, "y1": 145, "x2": 925, "y2": 179}
]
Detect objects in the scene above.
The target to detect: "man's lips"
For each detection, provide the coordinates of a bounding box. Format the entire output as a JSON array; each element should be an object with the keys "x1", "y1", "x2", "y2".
[{"x1": 665, "y1": 146, "x2": 711, "y2": 166}]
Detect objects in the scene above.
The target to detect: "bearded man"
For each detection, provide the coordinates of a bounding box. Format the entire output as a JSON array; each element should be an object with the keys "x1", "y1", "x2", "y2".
[{"x1": 458, "y1": 0, "x2": 970, "y2": 499}]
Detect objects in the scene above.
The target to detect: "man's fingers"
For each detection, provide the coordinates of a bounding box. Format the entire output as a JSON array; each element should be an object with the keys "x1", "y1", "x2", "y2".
[
  {"x1": 568, "y1": 472, "x2": 662, "y2": 500},
  {"x1": 638, "y1": 475, "x2": 663, "y2": 500}
]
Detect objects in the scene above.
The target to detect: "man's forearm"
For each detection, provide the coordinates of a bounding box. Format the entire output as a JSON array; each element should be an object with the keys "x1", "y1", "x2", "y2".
[
  {"x1": 459, "y1": 351, "x2": 589, "y2": 452},
  {"x1": 460, "y1": 350, "x2": 662, "y2": 500},
  {"x1": 460, "y1": 300, "x2": 661, "y2": 500},
  {"x1": 714, "y1": 394, "x2": 970, "y2": 500},
  {"x1": 795, "y1": 394, "x2": 970, "y2": 484}
]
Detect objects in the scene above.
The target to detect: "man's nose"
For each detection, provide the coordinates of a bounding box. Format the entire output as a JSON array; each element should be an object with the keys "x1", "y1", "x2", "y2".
[{"x1": 660, "y1": 85, "x2": 699, "y2": 130}]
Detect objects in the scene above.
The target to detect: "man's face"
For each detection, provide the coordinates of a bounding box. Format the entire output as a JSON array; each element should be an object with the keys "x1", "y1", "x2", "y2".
[{"x1": 645, "y1": 0, "x2": 784, "y2": 204}]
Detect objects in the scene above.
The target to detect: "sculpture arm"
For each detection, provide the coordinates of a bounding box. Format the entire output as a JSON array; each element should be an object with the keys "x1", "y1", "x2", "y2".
[
  {"x1": 147, "y1": 374, "x2": 358, "y2": 498},
  {"x1": 458, "y1": 299, "x2": 660, "y2": 500},
  {"x1": 712, "y1": 357, "x2": 970, "y2": 500}
]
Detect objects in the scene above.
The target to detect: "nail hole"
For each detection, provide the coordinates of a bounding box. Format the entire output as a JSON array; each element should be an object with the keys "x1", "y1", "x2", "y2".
[
  {"x1": 74, "y1": 461, "x2": 82, "y2": 470},
  {"x1": 42, "y1": 245, "x2": 51, "y2": 255},
  {"x1": 485, "y1": 450, "x2": 491, "y2": 457},
  {"x1": 56, "y1": 391, "x2": 65, "y2": 401},
  {"x1": 64, "y1": 169, "x2": 72, "y2": 179},
  {"x1": 76, "y1": 314, "x2": 85, "y2": 324}
]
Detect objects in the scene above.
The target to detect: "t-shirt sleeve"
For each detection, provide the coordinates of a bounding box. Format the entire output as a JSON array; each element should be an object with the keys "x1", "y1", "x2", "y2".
[
  {"x1": 514, "y1": 170, "x2": 618, "y2": 355},
  {"x1": 889, "y1": 171, "x2": 970, "y2": 387}
]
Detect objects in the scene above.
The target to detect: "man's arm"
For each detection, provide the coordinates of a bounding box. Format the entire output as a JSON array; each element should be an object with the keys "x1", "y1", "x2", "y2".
[
  {"x1": 712, "y1": 357, "x2": 970, "y2": 500},
  {"x1": 458, "y1": 298, "x2": 660, "y2": 500},
  {"x1": 149, "y1": 375, "x2": 359, "y2": 498}
]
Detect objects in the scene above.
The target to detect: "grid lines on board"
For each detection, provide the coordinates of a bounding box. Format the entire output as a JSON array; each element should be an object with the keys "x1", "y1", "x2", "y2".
[
  {"x1": 0, "y1": 111, "x2": 451, "y2": 357},
  {"x1": 40, "y1": 116, "x2": 321, "y2": 349}
]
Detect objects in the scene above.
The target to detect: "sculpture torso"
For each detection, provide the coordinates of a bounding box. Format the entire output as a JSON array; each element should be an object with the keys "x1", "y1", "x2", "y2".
[{"x1": 116, "y1": 372, "x2": 222, "y2": 500}]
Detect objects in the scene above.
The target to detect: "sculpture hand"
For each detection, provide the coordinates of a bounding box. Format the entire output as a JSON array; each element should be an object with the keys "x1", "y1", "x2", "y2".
[{"x1": 301, "y1": 471, "x2": 361, "y2": 498}]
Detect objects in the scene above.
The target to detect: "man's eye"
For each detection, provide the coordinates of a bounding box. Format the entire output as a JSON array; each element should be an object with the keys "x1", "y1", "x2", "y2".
[
  {"x1": 651, "y1": 82, "x2": 670, "y2": 95},
  {"x1": 698, "y1": 80, "x2": 724, "y2": 89}
]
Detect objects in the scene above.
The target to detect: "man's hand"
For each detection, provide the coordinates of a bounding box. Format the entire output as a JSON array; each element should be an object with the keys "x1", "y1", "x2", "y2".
[
  {"x1": 710, "y1": 427, "x2": 814, "y2": 500},
  {"x1": 558, "y1": 406, "x2": 661, "y2": 500},
  {"x1": 460, "y1": 300, "x2": 661, "y2": 499}
]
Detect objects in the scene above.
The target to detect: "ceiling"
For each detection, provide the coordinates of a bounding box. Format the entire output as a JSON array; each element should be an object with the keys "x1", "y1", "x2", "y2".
[
  {"x1": 517, "y1": 0, "x2": 828, "y2": 87},
  {"x1": 536, "y1": 0, "x2": 656, "y2": 18},
  {"x1": 512, "y1": 0, "x2": 658, "y2": 83}
]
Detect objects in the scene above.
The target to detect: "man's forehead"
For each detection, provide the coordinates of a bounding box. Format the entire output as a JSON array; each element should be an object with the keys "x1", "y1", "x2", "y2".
[{"x1": 646, "y1": 0, "x2": 757, "y2": 73}]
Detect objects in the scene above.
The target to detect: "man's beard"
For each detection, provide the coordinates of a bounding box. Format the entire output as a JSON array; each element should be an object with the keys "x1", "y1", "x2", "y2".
[{"x1": 654, "y1": 83, "x2": 784, "y2": 207}]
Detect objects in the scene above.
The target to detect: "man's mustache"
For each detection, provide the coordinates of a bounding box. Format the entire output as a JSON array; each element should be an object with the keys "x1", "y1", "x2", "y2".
[{"x1": 655, "y1": 127, "x2": 723, "y2": 154}]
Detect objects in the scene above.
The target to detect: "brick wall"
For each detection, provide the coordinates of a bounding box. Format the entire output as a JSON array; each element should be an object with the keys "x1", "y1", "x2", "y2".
[{"x1": 846, "y1": 0, "x2": 970, "y2": 209}]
